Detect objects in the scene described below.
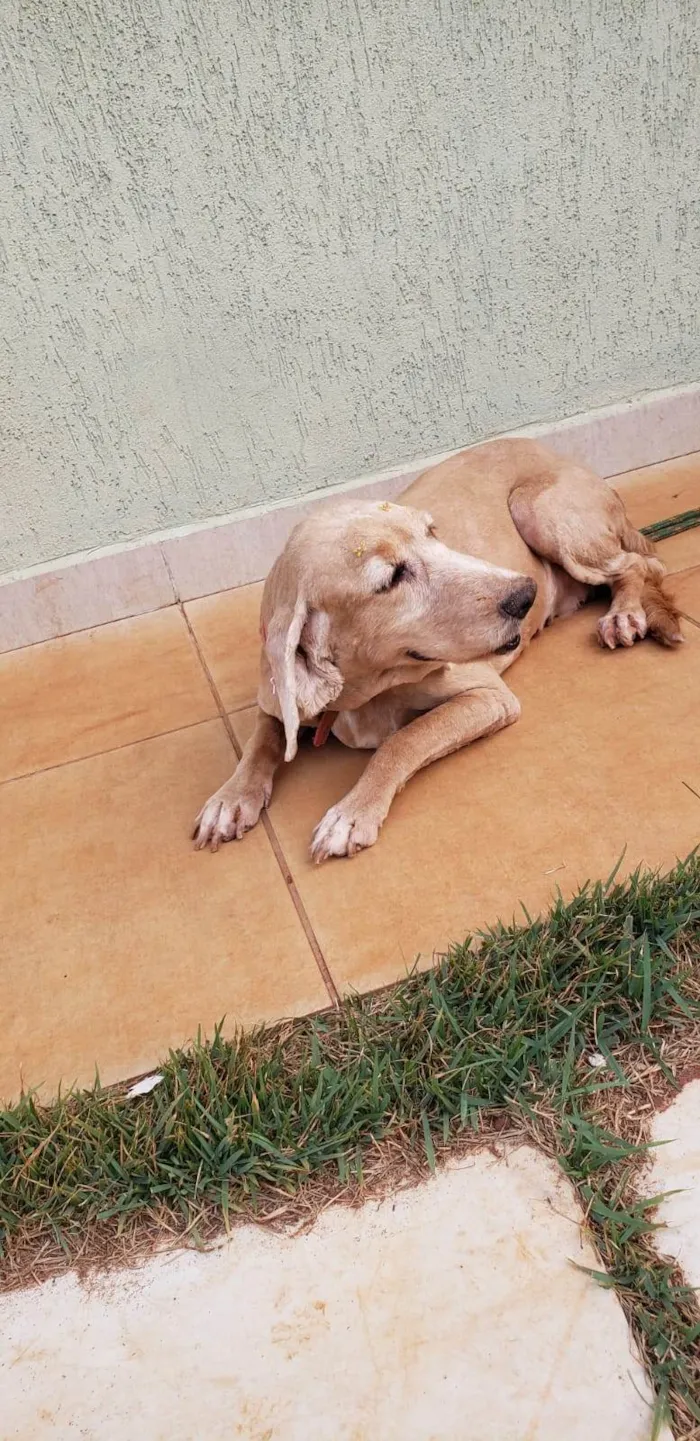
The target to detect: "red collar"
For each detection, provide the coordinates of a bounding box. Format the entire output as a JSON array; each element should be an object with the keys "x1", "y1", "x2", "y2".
[{"x1": 312, "y1": 711, "x2": 337, "y2": 746}]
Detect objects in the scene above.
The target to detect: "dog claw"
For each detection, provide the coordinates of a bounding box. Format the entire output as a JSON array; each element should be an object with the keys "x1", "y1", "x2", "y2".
[
  {"x1": 597, "y1": 609, "x2": 647, "y2": 650},
  {"x1": 193, "y1": 784, "x2": 270, "y2": 851},
  {"x1": 311, "y1": 802, "x2": 381, "y2": 862}
]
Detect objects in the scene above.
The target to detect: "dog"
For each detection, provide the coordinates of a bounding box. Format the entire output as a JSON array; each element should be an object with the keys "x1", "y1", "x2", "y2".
[{"x1": 193, "y1": 438, "x2": 682, "y2": 862}]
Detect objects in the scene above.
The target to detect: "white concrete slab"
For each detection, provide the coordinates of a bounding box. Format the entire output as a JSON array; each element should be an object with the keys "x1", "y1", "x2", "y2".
[
  {"x1": 648, "y1": 1078, "x2": 700, "y2": 1287},
  {"x1": 1, "y1": 1148, "x2": 662, "y2": 1441}
]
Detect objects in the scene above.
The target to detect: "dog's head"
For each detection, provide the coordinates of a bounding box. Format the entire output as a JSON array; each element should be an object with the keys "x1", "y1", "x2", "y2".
[{"x1": 259, "y1": 500, "x2": 536, "y2": 759}]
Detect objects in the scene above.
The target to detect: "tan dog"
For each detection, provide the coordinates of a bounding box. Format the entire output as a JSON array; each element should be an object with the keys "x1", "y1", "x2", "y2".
[{"x1": 194, "y1": 439, "x2": 682, "y2": 862}]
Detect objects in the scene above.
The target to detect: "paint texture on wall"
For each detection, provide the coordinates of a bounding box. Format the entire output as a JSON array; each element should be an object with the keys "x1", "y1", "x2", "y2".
[{"x1": 1, "y1": 0, "x2": 699, "y2": 574}]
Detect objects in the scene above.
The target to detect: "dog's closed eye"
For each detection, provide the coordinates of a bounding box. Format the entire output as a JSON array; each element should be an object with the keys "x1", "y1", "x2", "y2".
[{"x1": 376, "y1": 562, "x2": 409, "y2": 594}]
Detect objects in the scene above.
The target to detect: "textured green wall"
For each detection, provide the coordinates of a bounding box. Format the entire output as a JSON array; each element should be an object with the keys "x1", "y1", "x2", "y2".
[{"x1": 1, "y1": 0, "x2": 698, "y2": 572}]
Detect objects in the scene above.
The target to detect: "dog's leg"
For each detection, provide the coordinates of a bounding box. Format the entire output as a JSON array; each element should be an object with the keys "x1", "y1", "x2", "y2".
[
  {"x1": 509, "y1": 470, "x2": 682, "y2": 649},
  {"x1": 311, "y1": 673, "x2": 520, "y2": 862},
  {"x1": 193, "y1": 710, "x2": 285, "y2": 851}
]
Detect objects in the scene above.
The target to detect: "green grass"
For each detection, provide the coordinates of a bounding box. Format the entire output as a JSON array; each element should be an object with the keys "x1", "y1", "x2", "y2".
[{"x1": 2, "y1": 855, "x2": 700, "y2": 1434}]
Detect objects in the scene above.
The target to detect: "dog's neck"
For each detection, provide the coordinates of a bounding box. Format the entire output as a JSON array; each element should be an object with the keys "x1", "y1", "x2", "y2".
[{"x1": 331, "y1": 659, "x2": 445, "y2": 713}]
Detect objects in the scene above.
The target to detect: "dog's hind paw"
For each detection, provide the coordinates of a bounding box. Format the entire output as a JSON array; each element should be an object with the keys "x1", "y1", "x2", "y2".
[
  {"x1": 597, "y1": 607, "x2": 647, "y2": 649},
  {"x1": 310, "y1": 799, "x2": 382, "y2": 863}
]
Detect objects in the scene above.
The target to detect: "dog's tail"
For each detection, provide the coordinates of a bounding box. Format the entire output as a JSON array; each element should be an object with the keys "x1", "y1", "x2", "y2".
[
  {"x1": 619, "y1": 518, "x2": 683, "y2": 647},
  {"x1": 620, "y1": 516, "x2": 656, "y2": 559}
]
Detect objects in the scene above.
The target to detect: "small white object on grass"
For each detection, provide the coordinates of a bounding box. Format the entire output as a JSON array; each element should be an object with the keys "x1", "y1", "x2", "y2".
[
  {"x1": 587, "y1": 1053, "x2": 607, "y2": 1069},
  {"x1": 126, "y1": 1073, "x2": 164, "y2": 1098}
]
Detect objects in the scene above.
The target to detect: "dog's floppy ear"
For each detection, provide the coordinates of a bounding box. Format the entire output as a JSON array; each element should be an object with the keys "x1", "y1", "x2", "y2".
[
  {"x1": 260, "y1": 558, "x2": 343, "y2": 762},
  {"x1": 263, "y1": 595, "x2": 308, "y2": 762}
]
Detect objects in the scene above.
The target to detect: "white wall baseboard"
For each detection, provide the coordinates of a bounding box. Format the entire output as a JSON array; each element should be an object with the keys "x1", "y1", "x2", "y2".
[{"x1": 1, "y1": 380, "x2": 699, "y2": 654}]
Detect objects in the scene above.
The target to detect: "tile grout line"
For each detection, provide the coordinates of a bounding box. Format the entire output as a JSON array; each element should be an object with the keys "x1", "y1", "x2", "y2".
[
  {"x1": 159, "y1": 545, "x2": 181, "y2": 604},
  {"x1": 0, "y1": 600, "x2": 178, "y2": 658},
  {"x1": 0, "y1": 713, "x2": 221, "y2": 790},
  {"x1": 0, "y1": 570, "x2": 259, "y2": 658},
  {"x1": 178, "y1": 603, "x2": 341, "y2": 1008}
]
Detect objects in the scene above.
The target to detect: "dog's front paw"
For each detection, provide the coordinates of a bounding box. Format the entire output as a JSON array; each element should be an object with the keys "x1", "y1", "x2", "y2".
[
  {"x1": 597, "y1": 607, "x2": 647, "y2": 649},
  {"x1": 193, "y1": 780, "x2": 271, "y2": 852},
  {"x1": 310, "y1": 800, "x2": 382, "y2": 863}
]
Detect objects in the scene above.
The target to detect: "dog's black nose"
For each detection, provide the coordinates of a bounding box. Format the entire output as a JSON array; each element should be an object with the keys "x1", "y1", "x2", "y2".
[{"x1": 499, "y1": 579, "x2": 537, "y2": 621}]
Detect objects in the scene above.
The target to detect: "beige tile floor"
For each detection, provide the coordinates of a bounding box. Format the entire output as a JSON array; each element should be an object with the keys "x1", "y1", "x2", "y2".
[{"x1": 2, "y1": 456, "x2": 700, "y2": 1101}]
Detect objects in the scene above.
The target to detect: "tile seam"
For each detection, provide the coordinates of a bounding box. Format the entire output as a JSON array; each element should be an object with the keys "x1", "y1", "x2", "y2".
[
  {"x1": 0, "y1": 712, "x2": 220, "y2": 789},
  {"x1": 179, "y1": 604, "x2": 340, "y2": 1008},
  {"x1": 0, "y1": 598, "x2": 179, "y2": 657}
]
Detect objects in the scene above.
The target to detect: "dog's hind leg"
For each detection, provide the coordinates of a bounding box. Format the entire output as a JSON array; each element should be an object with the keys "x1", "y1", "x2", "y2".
[{"x1": 508, "y1": 467, "x2": 683, "y2": 649}]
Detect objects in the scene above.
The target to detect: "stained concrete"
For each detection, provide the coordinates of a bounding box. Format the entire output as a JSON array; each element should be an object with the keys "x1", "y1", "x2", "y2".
[
  {"x1": 648, "y1": 1079, "x2": 700, "y2": 1288},
  {"x1": 1, "y1": 1149, "x2": 666, "y2": 1440}
]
